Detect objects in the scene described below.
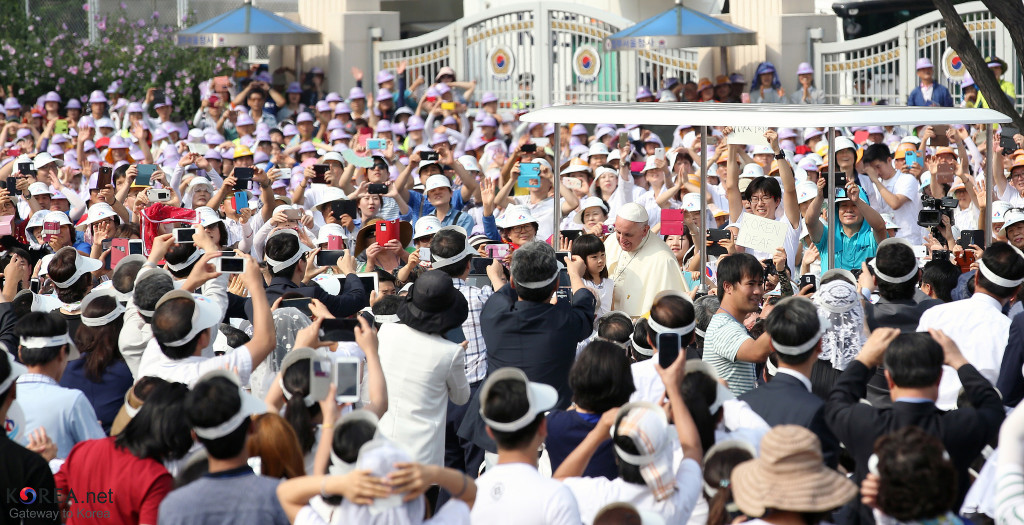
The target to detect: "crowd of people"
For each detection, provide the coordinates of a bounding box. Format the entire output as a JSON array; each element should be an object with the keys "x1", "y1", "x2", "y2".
[{"x1": 0, "y1": 56, "x2": 1023, "y2": 525}]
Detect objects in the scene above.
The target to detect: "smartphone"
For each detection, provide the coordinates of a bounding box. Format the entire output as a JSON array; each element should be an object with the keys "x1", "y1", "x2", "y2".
[
  {"x1": 283, "y1": 207, "x2": 302, "y2": 220},
  {"x1": 375, "y1": 220, "x2": 399, "y2": 245},
  {"x1": 2, "y1": 177, "x2": 14, "y2": 191},
  {"x1": 520, "y1": 143, "x2": 537, "y2": 154},
  {"x1": 904, "y1": 151, "x2": 921, "y2": 168},
  {"x1": 485, "y1": 243, "x2": 510, "y2": 259},
  {"x1": 707, "y1": 228, "x2": 732, "y2": 257},
  {"x1": 128, "y1": 239, "x2": 144, "y2": 255},
  {"x1": 440, "y1": 101, "x2": 456, "y2": 111},
  {"x1": 932, "y1": 249, "x2": 952, "y2": 262},
  {"x1": 330, "y1": 199, "x2": 358, "y2": 220},
  {"x1": 98, "y1": 166, "x2": 112, "y2": 189},
  {"x1": 657, "y1": 332, "x2": 681, "y2": 368},
  {"x1": 308, "y1": 358, "x2": 331, "y2": 403},
  {"x1": 518, "y1": 162, "x2": 541, "y2": 189},
  {"x1": 18, "y1": 162, "x2": 36, "y2": 176},
  {"x1": 555, "y1": 251, "x2": 570, "y2": 268},
  {"x1": 421, "y1": 151, "x2": 439, "y2": 162},
  {"x1": 356, "y1": 272, "x2": 379, "y2": 294},
  {"x1": 310, "y1": 164, "x2": 328, "y2": 184},
  {"x1": 959, "y1": 229, "x2": 985, "y2": 249},
  {"x1": 1001, "y1": 127, "x2": 1019, "y2": 154},
  {"x1": 366, "y1": 138, "x2": 386, "y2": 150},
  {"x1": 233, "y1": 191, "x2": 249, "y2": 212},
  {"x1": 618, "y1": 133, "x2": 629, "y2": 149},
  {"x1": 560, "y1": 229, "x2": 582, "y2": 242},
  {"x1": 799, "y1": 274, "x2": 817, "y2": 293},
  {"x1": 54, "y1": 119, "x2": 68, "y2": 135},
  {"x1": 418, "y1": 247, "x2": 431, "y2": 262},
  {"x1": 470, "y1": 257, "x2": 494, "y2": 274},
  {"x1": 42, "y1": 221, "x2": 60, "y2": 242},
  {"x1": 30, "y1": 278, "x2": 40, "y2": 294},
  {"x1": 561, "y1": 176, "x2": 582, "y2": 191},
  {"x1": 834, "y1": 171, "x2": 847, "y2": 190},
  {"x1": 531, "y1": 137, "x2": 550, "y2": 148},
  {"x1": 930, "y1": 125, "x2": 950, "y2": 146},
  {"x1": 110, "y1": 238, "x2": 129, "y2": 268},
  {"x1": 135, "y1": 165, "x2": 157, "y2": 186},
  {"x1": 333, "y1": 357, "x2": 362, "y2": 402},
  {"x1": 214, "y1": 256, "x2": 246, "y2": 274},
  {"x1": 281, "y1": 297, "x2": 313, "y2": 317},
  {"x1": 321, "y1": 318, "x2": 360, "y2": 343},
  {"x1": 327, "y1": 235, "x2": 344, "y2": 251},
  {"x1": 367, "y1": 183, "x2": 388, "y2": 195},
  {"x1": 316, "y1": 250, "x2": 345, "y2": 267},
  {"x1": 173, "y1": 227, "x2": 196, "y2": 244},
  {"x1": 655, "y1": 147, "x2": 665, "y2": 160},
  {"x1": 518, "y1": 174, "x2": 541, "y2": 189},
  {"x1": 146, "y1": 188, "x2": 171, "y2": 203},
  {"x1": 233, "y1": 167, "x2": 254, "y2": 190}
]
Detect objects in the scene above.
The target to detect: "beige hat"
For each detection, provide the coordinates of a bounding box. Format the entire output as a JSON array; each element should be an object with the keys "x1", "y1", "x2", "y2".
[
  {"x1": 618, "y1": 202, "x2": 649, "y2": 223},
  {"x1": 731, "y1": 425, "x2": 857, "y2": 517}
]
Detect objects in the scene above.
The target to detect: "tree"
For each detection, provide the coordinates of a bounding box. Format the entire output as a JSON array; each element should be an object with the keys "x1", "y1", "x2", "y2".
[{"x1": 933, "y1": 0, "x2": 1024, "y2": 130}]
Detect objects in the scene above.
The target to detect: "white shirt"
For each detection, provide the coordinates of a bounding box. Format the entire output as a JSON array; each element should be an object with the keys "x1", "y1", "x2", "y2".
[
  {"x1": 630, "y1": 358, "x2": 664, "y2": 404},
  {"x1": 1001, "y1": 185, "x2": 1024, "y2": 208},
  {"x1": 954, "y1": 202, "x2": 980, "y2": 231},
  {"x1": 512, "y1": 195, "x2": 565, "y2": 241},
  {"x1": 136, "y1": 338, "x2": 254, "y2": 387},
  {"x1": 867, "y1": 171, "x2": 922, "y2": 245},
  {"x1": 377, "y1": 323, "x2": 470, "y2": 466},
  {"x1": 563, "y1": 458, "x2": 702, "y2": 525},
  {"x1": 584, "y1": 278, "x2": 614, "y2": 318},
  {"x1": 470, "y1": 463, "x2": 581, "y2": 525},
  {"x1": 297, "y1": 498, "x2": 469, "y2": 525},
  {"x1": 916, "y1": 292, "x2": 1010, "y2": 410}
]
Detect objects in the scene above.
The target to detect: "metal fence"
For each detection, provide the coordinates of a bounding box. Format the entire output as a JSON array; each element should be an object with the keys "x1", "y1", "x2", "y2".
[
  {"x1": 814, "y1": 1, "x2": 1019, "y2": 110},
  {"x1": 374, "y1": 1, "x2": 702, "y2": 111}
]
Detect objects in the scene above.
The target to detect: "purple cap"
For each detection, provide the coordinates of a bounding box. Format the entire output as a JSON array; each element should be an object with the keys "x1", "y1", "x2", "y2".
[
  {"x1": 480, "y1": 92, "x2": 499, "y2": 104},
  {"x1": 571, "y1": 123, "x2": 587, "y2": 135},
  {"x1": 325, "y1": 91, "x2": 343, "y2": 103},
  {"x1": 429, "y1": 133, "x2": 449, "y2": 146},
  {"x1": 867, "y1": 126, "x2": 884, "y2": 134},
  {"x1": 161, "y1": 121, "x2": 178, "y2": 134},
  {"x1": 254, "y1": 151, "x2": 270, "y2": 164},
  {"x1": 311, "y1": 66, "x2": 324, "y2": 75},
  {"x1": 329, "y1": 129, "x2": 346, "y2": 141},
  {"x1": 282, "y1": 124, "x2": 299, "y2": 136},
  {"x1": 3, "y1": 97, "x2": 20, "y2": 110},
  {"x1": 285, "y1": 81, "x2": 302, "y2": 94},
  {"x1": 77, "y1": 116, "x2": 94, "y2": 129},
  {"x1": 376, "y1": 120, "x2": 392, "y2": 133},
  {"x1": 327, "y1": 119, "x2": 343, "y2": 132},
  {"x1": 296, "y1": 112, "x2": 314, "y2": 124},
  {"x1": 635, "y1": 86, "x2": 654, "y2": 100},
  {"x1": 465, "y1": 136, "x2": 487, "y2": 151},
  {"x1": 442, "y1": 116, "x2": 458, "y2": 127},
  {"x1": 65, "y1": 99, "x2": 82, "y2": 110},
  {"x1": 47, "y1": 144, "x2": 64, "y2": 156},
  {"x1": 204, "y1": 149, "x2": 222, "y2": 160},
  {"x1": 127, "y1": 102, "x2": 144, "y2": 113},
  {"x1": 255, "y1": 131, "x2": 273, "y2": 144},
  {"x1": 376, "y1": 70, "x2": 395, "y2": 84},
  {"x1": 52, "y1": 134, "x2": 70, "y2": 145},
  {"x1": 961, "y1": 72, "x2": 975, "y2": 89},
  {"x1": 298, "y1": 141, "x2": 317, "y2": 154},
  {"x1": 236, "y1": 112, "x2": 255, "y2": 127},
  {"x1": 730, "y1": 73, "x2": 745, "y2": 83},
  {"x1": 543, "y1": 123, "x2": 555, "y2": 136},
  {"x1": 348, "y1": 87, "x2": 365, "y2": 100},
  {"x1": 82, "y1": 139, "x2": 96, "y2": 151},
  {"x1": 108, "y1": 135, "x2": 130, "y2": 149},
  {"x1": 152, "y1": 128, "x2": 169, "y2": 141},
  {"x1": 153, "y1": 97, "x2": 171, "y2": 109},
  {"x1": 205, "y1": 132, "x2": 225, "y2": 145},
  {"x1": 315, "y1": 100, "x2": 331, "y2": 113},
  {"x1": 376, "y1": 88, "x2": 392, "y2": 101},
  {"x1": 796, "y1": 62, "x2": 814, "y2": 75},
  {"x1": 333, "y1": 102, "x2": 351, "y2": 115},
  {"x1": 392, "y1": 122, "x2": 406, "y2": 136},
  {"x1": 44, "y1": 91, "x2": 61, "y2": 103},
  {"x1": 425, "y1": 87, "x2": 439, "y2": 99},
  {"x1": 106, "y1": 80, "x2": 121, "y2": 94},
  {"x1": 916, "y1": 57, "x2": 934, "y2": 70},
  {"x1": 435, "y1": 83, "x2": 451, "y2": 96},
  {"x1": 88, "y1": 90, "x2": 108, "y2": 104},
  {"x1": 480, "y1": 116, "x2": 498, "y2": 128},
  {"x1": 406, "y1": 116, "x2": 425, "y2": 132}
]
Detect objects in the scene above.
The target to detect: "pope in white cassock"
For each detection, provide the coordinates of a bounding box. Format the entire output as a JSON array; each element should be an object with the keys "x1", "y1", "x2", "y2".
[{"x1": 604, "y1": 202, "x2": 689, "y2": 317}]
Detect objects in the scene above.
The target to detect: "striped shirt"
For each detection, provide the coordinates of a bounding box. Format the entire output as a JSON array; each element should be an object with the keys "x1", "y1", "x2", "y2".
[
  {"x1": 453, "y1": 278, "x2": 492, "y2": 383},
  {"x1": 703, "y1": 313, "x2": 757, "y2": 396}
]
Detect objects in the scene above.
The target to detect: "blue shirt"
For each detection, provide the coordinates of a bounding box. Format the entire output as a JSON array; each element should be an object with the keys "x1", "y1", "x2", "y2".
[
  {"x1": 403, "y1": 190, "x2": 465, "y2": 221},
  {"x1": 814, "y1": 218, "x2": 878, "y2": 272},
  {"x1": 59, "y1": 357, "x2": 134, "y2": 434},
  {"x1": 16, "y1": 374, "x2": 106, "y2": 459}
]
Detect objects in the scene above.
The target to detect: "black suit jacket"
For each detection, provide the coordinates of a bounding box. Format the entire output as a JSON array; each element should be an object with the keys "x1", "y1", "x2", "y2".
[
  {"x1": 243, "y1": 275, "x2": 367, "y2": 320},
  {"x1": 825, "y1": 360, "x2": 1004, "y2": 525},
  {"x1": 740, "y1": 371, "x2": 839, "y2": 468}
]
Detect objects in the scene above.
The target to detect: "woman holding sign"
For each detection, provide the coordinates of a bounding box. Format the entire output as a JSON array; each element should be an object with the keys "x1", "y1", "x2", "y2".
[{"x1": 725, "y1": 129, "x2": 801, "y2": 277}]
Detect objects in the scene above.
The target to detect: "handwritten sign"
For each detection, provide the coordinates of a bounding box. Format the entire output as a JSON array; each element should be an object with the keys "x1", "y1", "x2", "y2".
[
  {"x1": 727, "y1": 126, "x2": 768, "y2": 146},
  {"x1": 736, "y1": 213, "x2": 788, "y2": 253}
]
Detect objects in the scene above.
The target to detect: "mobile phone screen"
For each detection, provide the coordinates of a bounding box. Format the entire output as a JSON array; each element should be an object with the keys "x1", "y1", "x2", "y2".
[
  {"x1": 335, "y1": 361, "x2": 360, "y2": 400},
  {"x1": 322, "y1": 318, "x2": 360, "y2": 342},
  {"x1": 657, "y1": 332, "x2": 681, "y2": 368},
  {"x1": 281, "y1": 298, "x2": 313, "y2": 317}
]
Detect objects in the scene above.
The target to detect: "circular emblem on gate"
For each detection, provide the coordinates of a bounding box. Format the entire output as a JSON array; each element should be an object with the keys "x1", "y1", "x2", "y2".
[
  {"x1": 573, "y1": 45, "x2": 601, "y2": 83},
  {"x1": 488, "y1": 46, "x2": 515, "y2": 81},
  {"x1": 942, "y1": 47, "x2": 965, "y2": 80}
]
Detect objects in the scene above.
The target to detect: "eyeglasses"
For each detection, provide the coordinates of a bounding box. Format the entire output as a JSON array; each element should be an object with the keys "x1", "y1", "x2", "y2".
[
  {"x1": 748, "y1": 195, "x2": 775, "y2": 204},
  {"x1": 509, "y1": 224, "x2": 534, "y2": 233}
]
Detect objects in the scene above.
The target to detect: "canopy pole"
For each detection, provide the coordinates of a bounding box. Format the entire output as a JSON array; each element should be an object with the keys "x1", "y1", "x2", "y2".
[
  {"x1": 552, "y1": 123, "x2": 561, "y2": 248},
  {"x1": 827, "y1": 129, "x2": 835, "y2": 269},
  {"x1": 699, "y1": 127, "x2": 708, "y2": 292},
  {"x1": 986, "y1": 124, "x2": 994, "y2": 238}
]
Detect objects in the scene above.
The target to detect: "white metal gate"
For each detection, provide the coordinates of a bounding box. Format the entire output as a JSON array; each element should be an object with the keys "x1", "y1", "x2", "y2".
[
  {"x1": 374, "y1": 2, "x2": 701, "y2": 111},
  {"x1": 814, "y1": 1, "x2": 1018, "y2": 109}
]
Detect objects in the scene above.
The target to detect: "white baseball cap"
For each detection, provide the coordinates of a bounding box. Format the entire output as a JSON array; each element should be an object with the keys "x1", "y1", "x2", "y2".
[
  {"x1": 796, "y1": 181, "x2": 818, "y2": 204},
  {"x1": 573, "y1": 196, "x2": 609, "y2": 224},
  {"x1": 681, "y1": 193, "x2": 702, "y2": 212},
  {"x1": 424, "y1": 174, "x2": 453, "y2": 193},
  {"x1": 413, "y1": 216, "x2": 442, "y2": 239}
]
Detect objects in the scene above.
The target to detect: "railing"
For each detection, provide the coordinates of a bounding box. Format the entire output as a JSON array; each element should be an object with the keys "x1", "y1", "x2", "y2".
[
  {"x1": 374, "y1": 2, "x2": 702, "y2": 111},
  {"x1": 815, "y1": 1, "x2": 1019, "y2": 110}
]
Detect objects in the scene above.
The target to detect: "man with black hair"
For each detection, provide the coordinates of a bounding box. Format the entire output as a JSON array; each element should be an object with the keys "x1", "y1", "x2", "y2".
[
  {"x1": 691, "y1": 294, "x2": 719, "y2": 359},
  {"x1": 159, "y1": 370, "x2": 288, "y2": 525},
  {"x1": 430, "y1": 226, "x2": 505, "y2": 483},
  {"x1": 920, "y1": 259, "x2": 960, "y2": 302},
  {"x1": 0, "y1": 351, "x2": 61, "y2": 524},
  {"x1": 704, "y1": 253, "x2": 771, "y2": 396},
  {"x1": 740, "y1": 297, "x2": 839, "y2": 468},
  {"x1": 245, "y1": 228, "x2": 366, "y2": 319},
  {"x1": 918, "y1": 241, "x2": 1024, "y2": 409},
  {"x1": 14, "y1": 312, "x2": 105, "y2": 459},
  {"x1": 805, "y1": 174, "x2": 886, "y2": 272},
  {"x1": 469, "y1": 367, "x2": 581, "y2": 525},
  {"x1": 630, "y1": 292, "x2": 695, "y2": 403},
  {"x1": 120, "y1": 267, "x2": 175, "y2": 378},
  {"x1": 861, "y1": 143, "x2": 922, "y2": 244},
  {"x1": 825, "y1": 328, "x2": 1004, "y2": 524}
]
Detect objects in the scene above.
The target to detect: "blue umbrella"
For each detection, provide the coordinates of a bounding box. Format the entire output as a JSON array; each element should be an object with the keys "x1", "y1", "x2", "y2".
[
  {"x1": 175, "y1": 0, "x2": 321, "y2": 48},
  {"x1": 603, "y1": 1, "x2": 756, "y2": 51}
]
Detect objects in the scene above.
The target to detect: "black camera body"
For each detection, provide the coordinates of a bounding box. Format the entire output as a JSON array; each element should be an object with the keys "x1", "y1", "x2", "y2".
[{"x1": 917, "y1": 195, "x2": 958, "y2": 228}]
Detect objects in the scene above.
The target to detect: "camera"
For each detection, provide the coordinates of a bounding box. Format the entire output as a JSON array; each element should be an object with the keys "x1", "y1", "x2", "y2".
[{"x1": 916, "y1": 195, "x2": 958, "y2": 228}]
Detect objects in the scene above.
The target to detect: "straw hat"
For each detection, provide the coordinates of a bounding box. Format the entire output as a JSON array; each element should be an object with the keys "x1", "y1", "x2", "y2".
[{"x1": 731, "y1": 425, "x2": 857, "y2": 517}]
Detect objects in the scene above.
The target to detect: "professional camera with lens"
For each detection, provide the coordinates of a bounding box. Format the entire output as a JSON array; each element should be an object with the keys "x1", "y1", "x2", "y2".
[{"x1": 917, "y1": 195, "x2": 958, "y2": 227}]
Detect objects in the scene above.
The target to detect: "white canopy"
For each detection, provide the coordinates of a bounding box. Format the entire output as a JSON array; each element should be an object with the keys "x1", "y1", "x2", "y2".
[{"x1": 519, "y1": 102, "x2": 1012, "y2": 127}]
